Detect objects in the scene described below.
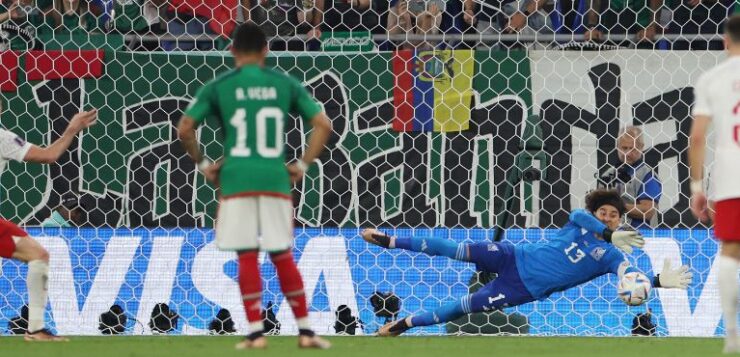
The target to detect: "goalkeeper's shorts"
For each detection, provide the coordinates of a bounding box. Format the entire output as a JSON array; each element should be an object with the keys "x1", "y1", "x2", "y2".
[
  {"x1": 0, "y1": 219, "x2": 28, "y2": 258},
  {"x1": 715, "y1": 198, "x2": 740, "y2": 241}
]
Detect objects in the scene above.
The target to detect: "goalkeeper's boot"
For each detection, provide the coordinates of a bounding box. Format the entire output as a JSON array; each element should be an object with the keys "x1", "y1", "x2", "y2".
[
  {"x1": 377, "y1": 317, "x2": 412, "y2": 337},
  {"x1": 25, "y1": 329, "x2": 69, "y2": 342},
  {"x1": 235, "y1": 334, "x2": 267, "y2": 350},
  {"x1": 298, "y1": 332, "x2": 331, "y2": 349},
  {"x1": 361, "y1": 228, "x2": 394, "y2": 248}
]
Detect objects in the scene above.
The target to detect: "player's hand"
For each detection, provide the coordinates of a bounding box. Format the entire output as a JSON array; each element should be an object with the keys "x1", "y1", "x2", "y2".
[
  {"x1": 65, "y1": 109, "x2": 98, "y2": 135},
  {"x1": 201, "y1": 161, "x2": 221, "y2": 186},
  {"x1": 636, "y1": 24, "x2": 658, "y2": 43},
  {"x1": 657, "y1": 258, "x2": 693, "y2": 289},
  {"x1": 690, "y1": 191, "x2": 710, "y2": 223},
  {"x1": 505, "y1": 12, "x2": 527, "y2": 33},
  {"x1": 584, "y1": 28, "x2": 603, "y2": 42},
  {"x1": 287, "y1": 161, "x2": 308, "y2": 184},
  {"x1": 306, "y1": 27, "x2": 322, "y2": 40},
  {"x1": 611, "y1": 231, "x2": 645, "y2": 254},
  {"x1": 463, "y1": 9, "x2": 475, "y2": 26}
]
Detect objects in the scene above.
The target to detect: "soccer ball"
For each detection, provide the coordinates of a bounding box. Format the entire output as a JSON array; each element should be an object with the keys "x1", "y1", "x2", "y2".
[{"x1": 617, "y1": 272, "x2": 651, "y2": 306}]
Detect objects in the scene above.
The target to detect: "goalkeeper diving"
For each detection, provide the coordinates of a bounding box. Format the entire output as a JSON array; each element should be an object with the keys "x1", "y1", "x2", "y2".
[{"x1": 362, "y1": 189, "x2": 693, "y2": 336}]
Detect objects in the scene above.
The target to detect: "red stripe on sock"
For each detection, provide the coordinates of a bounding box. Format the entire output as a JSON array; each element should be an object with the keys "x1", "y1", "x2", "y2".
[
  {"x1": 271, "y1": 251, "x2": 308, "y2": 319},
  {"x1": 239, "y1": 251, "x2": 262, "y2": 324}
]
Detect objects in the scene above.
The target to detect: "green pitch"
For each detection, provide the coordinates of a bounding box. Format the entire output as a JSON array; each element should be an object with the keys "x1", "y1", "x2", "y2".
[{"x1": 3, "y1": 336, "x2": 726, "y2": 357}]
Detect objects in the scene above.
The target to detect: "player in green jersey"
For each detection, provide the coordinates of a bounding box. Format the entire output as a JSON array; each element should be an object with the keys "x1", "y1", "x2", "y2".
[{"x1": 177, "y1": 23, "x2": 332, "y2": 350}]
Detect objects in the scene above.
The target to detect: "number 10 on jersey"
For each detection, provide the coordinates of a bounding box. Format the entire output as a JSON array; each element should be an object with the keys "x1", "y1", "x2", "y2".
[{"x1": 229, "y1": 107, "x2": 284, "y2": 158}]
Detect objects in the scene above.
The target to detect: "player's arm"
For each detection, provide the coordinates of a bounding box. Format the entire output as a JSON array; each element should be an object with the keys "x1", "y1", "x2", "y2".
[
  {"x1": 177, "y1": 116, "x2": 203, "y2": 164},
  {"x1": 569, "y1": 209, "x2": 644, "y2": 253},
  {"x1": 689, "y1": 115, "x2": 710, "y2": 185},
  {"x1": 178, "y1": 83, "x2": 215, "y2": 175},
  {"x1": 23, "y1": 109, "x2": 98, "y2": 164},
  {"x1": 688, "y1": 115, "x2": 711, "y2": 223}
]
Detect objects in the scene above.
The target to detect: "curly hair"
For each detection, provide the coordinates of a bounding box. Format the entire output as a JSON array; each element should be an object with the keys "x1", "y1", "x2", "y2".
[{"x1": 585, "y1": 189, "x2": 625, "y2": 216}]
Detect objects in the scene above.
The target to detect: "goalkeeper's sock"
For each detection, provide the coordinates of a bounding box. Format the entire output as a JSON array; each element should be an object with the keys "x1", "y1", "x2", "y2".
[
  {"x1": 409, "y1": 297, "x2": 467, "y2": 327},
  {"x1": 27, "y1": 259, "x2": 49, "y2": 333},
  {"x1": 394, "y1": 237, "x2": 467, "y2": 260},
  {"x1": 270, "y1": 251, "x2": 310, "y2": 328},
  {"x1": 238, "y1": 251, "x2": 264, "y2": 334},
  {"x1": 719, "y1": 255, "x2": 740, "y2": 337}
]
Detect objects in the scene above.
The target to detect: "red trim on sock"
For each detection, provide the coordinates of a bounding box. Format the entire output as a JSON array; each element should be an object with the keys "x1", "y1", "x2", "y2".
[
  {"x1": 271, "y1": 252, "x2": 309, "y2": 319},
  {"x1": 239, "y1": 251, "x2": 262, "y2": 324}
]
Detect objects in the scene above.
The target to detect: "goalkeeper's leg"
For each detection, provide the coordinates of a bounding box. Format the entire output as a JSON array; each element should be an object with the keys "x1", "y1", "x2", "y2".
[
  {"x1": 361, "y1": 228, "x2": 471, "y2": 262},
  {"x1": 377, "y1": 270, "x2": 535, "y2": 336},
  {"x1": 362, "y1": 228, "x2": 516, "y2": 273}
]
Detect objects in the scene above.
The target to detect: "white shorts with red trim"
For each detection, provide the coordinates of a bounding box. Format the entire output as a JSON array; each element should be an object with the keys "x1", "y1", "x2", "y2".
[{"x1": 215, "y1": 195, "x2": 294, "y2": 252}]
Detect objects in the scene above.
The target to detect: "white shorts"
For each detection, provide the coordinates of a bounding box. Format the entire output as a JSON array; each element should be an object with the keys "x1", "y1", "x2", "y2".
[{"x1": 215, "y1": 195, "x2": 294, "y2": 252}]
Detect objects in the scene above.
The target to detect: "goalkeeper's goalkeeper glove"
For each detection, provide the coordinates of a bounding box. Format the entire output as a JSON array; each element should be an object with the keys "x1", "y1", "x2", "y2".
[
  {"x1": 602, "y1": 229, "x2": 645, "y2": 254},
  {"x1": 653, "y1": 258, "x2": 693, "y2": 289}
]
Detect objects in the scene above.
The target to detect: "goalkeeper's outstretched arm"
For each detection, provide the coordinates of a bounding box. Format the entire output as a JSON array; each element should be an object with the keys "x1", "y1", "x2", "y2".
[{"x1": 613, "y1": 259, "x2": 693, "y2": 289}]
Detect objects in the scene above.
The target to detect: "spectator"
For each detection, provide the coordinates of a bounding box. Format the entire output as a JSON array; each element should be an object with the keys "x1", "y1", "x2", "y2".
[
  {"x1": 245, "y1": 0, "x2": 315, "y2": 50},
  {"x1": 585, "y1": 0, "x2": 663, "y2": 48},
  {"x1": 41, "y1": 193, "x2": 85, "y2": 227},
  {"x1": 666, "y1": 0, "x2": 732, "y2": 50},
  {"x1": 601, "y1": 127, "x2": 661, "y2": 229},
  {"x1": 57, "y1": 0, "x2": 100, "y2": 32},
  {"x1": 462, "y1": 0, "x2": 553, "y2": 48},
  {"x1": 0, "y1": 0, "x2": 58, "y2": 43},
  {"x1": 0, "y1": 1, "x2": 23, "y2": 24},
  {"x1": 387, "y1": 0, "x2": 445, "y2": 49},
  {"x1": 164, "y1": 4, "x2": 219, "y2": 50},
  {"x1": 316, "y1": 0, "x2": 371, "y2": 33},
  {"x1": 103, "y1": 0, "x2": 165, "y2": 35}
]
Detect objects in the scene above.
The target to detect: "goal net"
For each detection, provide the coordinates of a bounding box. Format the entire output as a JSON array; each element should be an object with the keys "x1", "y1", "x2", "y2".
[{"x1": 0, "y1": 1, "x2": 734, "y2": 337}]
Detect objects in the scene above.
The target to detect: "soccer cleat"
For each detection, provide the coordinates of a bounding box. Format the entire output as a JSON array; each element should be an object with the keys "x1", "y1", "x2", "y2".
[
  {"x1": 377, "y1": 318, "x2": 411, "y2": 337},
  {"x1": 298, "y1": 335, "x2": 331, "y2": 349},
  {"x1": 361, "y1": 228, "x2": 393, "y2": 248},
  {"x1": 235, "y1": 336, "x2": 267, "y2": 350},
  {"x1": 24, "y1": 329, "x2": 69, "y2": 342}
]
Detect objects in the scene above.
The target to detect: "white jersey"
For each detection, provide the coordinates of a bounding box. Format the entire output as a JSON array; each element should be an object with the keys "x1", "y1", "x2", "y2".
[
  {"x1": 0, "y1": 128, "x2": 31, "y2": 175},
  {"x1": 692, "y1": 56, "x2": 740, "y2": 201}
]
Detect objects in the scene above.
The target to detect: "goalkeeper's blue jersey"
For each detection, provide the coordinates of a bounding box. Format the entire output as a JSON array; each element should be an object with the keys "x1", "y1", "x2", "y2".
[{"x1": 514, "y1": 210, "x2": 628, "y2": 299}]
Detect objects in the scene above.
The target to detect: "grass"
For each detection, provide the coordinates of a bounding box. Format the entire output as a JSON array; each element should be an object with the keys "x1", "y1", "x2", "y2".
[{"x1": 1, "y1": 336, "x2": 728, "y2": 357}]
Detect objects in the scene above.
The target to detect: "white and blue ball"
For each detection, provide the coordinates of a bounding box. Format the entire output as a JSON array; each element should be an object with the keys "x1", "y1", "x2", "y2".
[{"x1": 617, "y1": 272, "x2": 652, "y2": 306}]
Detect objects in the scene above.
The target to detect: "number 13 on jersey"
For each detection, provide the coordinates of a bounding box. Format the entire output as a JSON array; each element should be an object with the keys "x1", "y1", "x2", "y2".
[{"x1": 229, "y1": 107, "x2": 284, "y2": 158}]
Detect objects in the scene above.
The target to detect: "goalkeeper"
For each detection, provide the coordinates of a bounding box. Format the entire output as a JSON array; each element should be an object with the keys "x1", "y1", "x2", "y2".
[{"x1": 363, "y1": 189, "x2": 693, "y2": 336}]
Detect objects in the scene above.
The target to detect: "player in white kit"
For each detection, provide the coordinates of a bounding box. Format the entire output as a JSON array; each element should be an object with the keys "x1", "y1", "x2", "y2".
[
  {"x1": 0, "y1": 105, "x2": 97, "y2": 341},
  {"x1": 688, "y1": 14, "x2": 740, "y2": 354}
]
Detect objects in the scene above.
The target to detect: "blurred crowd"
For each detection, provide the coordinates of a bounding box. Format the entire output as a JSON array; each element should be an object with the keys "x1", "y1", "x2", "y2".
[{"x1": 0, "y1": 0, "x2": 737, "y2": 50}]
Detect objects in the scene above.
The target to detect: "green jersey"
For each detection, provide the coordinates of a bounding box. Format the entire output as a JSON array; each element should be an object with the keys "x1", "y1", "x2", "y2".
[{"x1": 185, "y1": 64, "x2": 322, "y2": 197}]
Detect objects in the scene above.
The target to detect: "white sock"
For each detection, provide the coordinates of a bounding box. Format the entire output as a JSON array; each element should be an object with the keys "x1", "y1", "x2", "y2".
[
  {"x1": 296, "y1": 317, "x2": 310, "y2": 330},
  {"x1": 718, "y1": 255, "x2": 739, "y2": 338},
  {"x1": 249, "y1": 321, "x2": 264, "y2": 334},
  {"x1": 27, "y1": 260, "x2": 49, "y2": 333}
]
